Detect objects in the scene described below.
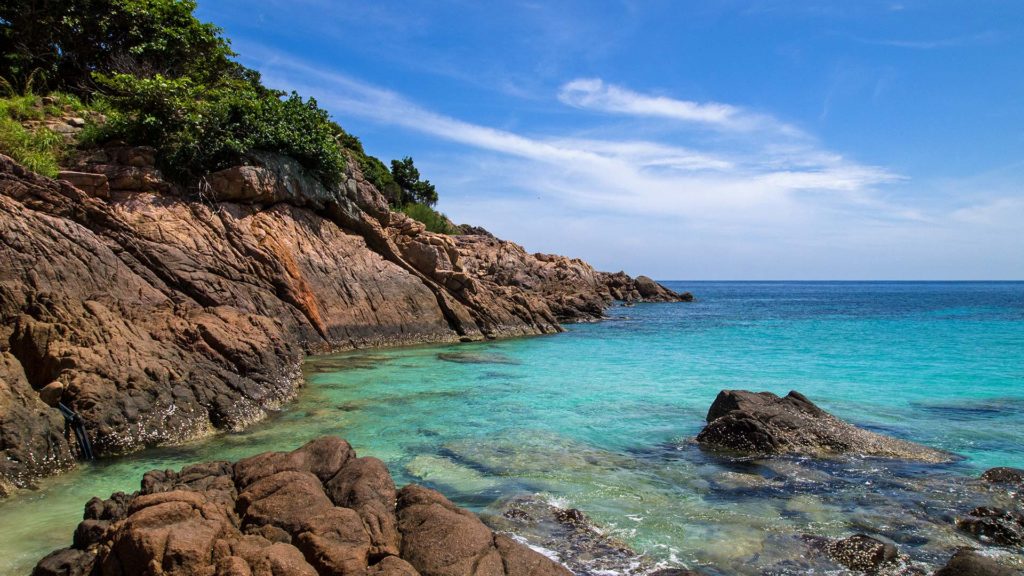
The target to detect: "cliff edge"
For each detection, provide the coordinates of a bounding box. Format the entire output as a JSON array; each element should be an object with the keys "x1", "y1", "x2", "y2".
[{"x1": 0, "y1": 150, "x2": 689, "y2": 494}]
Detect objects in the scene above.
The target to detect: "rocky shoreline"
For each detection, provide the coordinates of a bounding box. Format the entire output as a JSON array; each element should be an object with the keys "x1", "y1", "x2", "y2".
[
  {"x1": 0, "y1": 150, "x2": 689, "y2": 495},
  {"x1": 29, "y1": 391, "x2": 1024, "y2": 576}
]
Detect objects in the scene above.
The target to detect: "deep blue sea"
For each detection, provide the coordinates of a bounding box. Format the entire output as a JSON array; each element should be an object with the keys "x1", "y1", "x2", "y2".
[{"x1": 2, "y1": 281, "x2": 1022, "y2": 574}]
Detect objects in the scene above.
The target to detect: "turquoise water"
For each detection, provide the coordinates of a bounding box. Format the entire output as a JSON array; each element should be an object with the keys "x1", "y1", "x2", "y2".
[{"x1": 2, "y1": 281, "x2": 1022, "y2": 574}]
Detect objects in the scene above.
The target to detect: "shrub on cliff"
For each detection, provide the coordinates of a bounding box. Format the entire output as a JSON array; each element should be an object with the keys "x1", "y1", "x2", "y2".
[
  {"x1": 93, "y1": 73, "x2": 345, "y2": 186},
  {"x1": 400, "y1": 202, "x2": 458, "y2": 234}
]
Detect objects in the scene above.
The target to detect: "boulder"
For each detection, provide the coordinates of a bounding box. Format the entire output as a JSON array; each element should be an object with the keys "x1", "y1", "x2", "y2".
[
  {"x1": 33, "y1": 437, "x2": 573, "y2": 576},
  {"x1": 695, "y1": 390, "x2": 951, "y2": 462},
  {"x1": 934, "y1": 549, "x2": 1022, "y2": 576},
  {"x1": 982, "y1": 468, "x2": 1024, "y2": 486},
  {"x1": 957, "y1": 507, "x2": 1024, "y2": 547},
  {"x1": 57, "y1": 170, "x2": 109, "y2": 198},
  {"x1": 823, "y1": 534, "x2": 899, "y2": 573},
  {"x1": 397, "y1": 484, "x2": 572, "y2": 576}
]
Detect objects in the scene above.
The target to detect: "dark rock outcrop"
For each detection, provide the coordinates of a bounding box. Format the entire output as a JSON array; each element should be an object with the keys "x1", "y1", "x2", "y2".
[
  {"x1": 34, "y1": 437, "x2": 572, "y2": 576},
  {"x1": 695, "y1": 390, "x2": 950, "y2": 462},
  {"x1": 957, "y1": 507, "x2": 1024, "y2": 547},
  {"x1": 0, "y1": 152, "x2": 688, "y2": 491},
  {"x1": 983, "y1": 468, "x2": 1024, "y2": 487}
]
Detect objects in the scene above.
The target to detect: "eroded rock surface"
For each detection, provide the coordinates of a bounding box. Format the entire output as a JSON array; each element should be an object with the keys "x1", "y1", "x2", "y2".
[
  {"x1": 33, "y1": 437, "x2": 572, "y2": 576},
  {"x1": 695, "y1": 390, "x2": 951, "y2": 462},
  {"x1": 0, "y1": 152, "x2": 688, "y2": 490}
]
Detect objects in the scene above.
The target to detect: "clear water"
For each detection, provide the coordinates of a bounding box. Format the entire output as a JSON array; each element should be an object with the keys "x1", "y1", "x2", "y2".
[{"x1": 2, "y1": 282, "x2": 1022, "y2": 575}]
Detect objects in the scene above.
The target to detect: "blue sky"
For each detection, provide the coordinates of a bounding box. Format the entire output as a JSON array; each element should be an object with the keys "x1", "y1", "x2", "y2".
[{"x1": 197, "y1": 1, "x2": 1023, "y2": 279}]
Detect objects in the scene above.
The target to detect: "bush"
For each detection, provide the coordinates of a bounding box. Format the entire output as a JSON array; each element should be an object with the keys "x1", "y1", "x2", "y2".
[
  {"x1": 400, "y1": 203, "x2": 458, "y2": 234},
  {"x1": 93, "y1": 73, "x2": 345, "y2": 186}
]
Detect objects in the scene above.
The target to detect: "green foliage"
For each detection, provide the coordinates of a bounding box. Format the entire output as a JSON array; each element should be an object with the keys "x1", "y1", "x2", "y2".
[
  {"x1": 0, "y1": 0, "x2": 244, "y2": 94},
  {"x1": 400, "y1": 202, "x2": 458, "y2": 234},
  {"x1": 0, "y1": 0, "x2": 443, "y2": 210},
  {"x1": 0, "y1": 96, "x2": 64, "y2": 176},
  {"x1": 390, "y1": 156, "x2": 438, "y2": 206},
  {"x1": 93, "y1": 73, "x2": 345, "y2": 186}
]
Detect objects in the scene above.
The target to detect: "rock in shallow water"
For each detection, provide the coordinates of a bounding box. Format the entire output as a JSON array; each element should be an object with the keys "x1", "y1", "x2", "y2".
[
  {"x1": 34, "y1": 436, "x2": 572, "y2": 576},
  {"x1": 695, "y1": 390, "x2": 952, "y2": 462},
  {"x1": 933, "y1": 549, "x2": 1023, "y2": 576}
]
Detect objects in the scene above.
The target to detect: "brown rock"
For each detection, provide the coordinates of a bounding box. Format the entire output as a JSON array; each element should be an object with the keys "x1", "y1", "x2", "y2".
[
  {"x1": 695, "y1": 390, "x2": 951, "y2": 462},
  {"x1": 34, "y1": 438, "x2": 571, "y2": 576},
  {"x1": 0, "y1": 149, "x2": 687, "y2": 490},
  {"x1": 57, "y1": 170, "x2": 109, "y2": 198},
  {"x1": 397, "y1": 484, "x2": 572, "y2": 576},
  {"x1": 38, "y1": 381, "x2": 64, "y2": 407},
  {"x1": 325, "y1": 456, "x2": 401, "y2": 557},
  {"x1": 237, "y1": 471, "x2": 334, "y2": 534},
  {"x1": 294, "y1": 507, "x2": 372, "y2": 574}
]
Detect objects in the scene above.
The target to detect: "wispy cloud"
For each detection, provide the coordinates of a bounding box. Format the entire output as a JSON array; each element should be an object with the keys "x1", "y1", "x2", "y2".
[
  {"x1": 234, "y1": 44, "x2": 1023, "y2": 278},
  {"x1": 557, "y1": 78, "x2": 741, "y2": 127},
  {"x1": 851, "y1": 30, "x2": 1000, "y2": 50}
]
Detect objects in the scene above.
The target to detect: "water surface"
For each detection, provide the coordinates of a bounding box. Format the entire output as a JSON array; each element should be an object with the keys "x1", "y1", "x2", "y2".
[{"x1": 2, "y1": 281, "x2": 1022, "y2": 574}]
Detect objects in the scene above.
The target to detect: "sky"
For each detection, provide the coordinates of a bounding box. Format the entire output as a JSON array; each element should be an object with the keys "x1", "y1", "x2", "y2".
[{"x1": 197, "y1": 1, "x2": 1024, "y2": 280}]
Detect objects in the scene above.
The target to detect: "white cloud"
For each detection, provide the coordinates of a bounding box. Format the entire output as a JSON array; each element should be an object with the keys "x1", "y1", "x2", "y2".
[{"x1": 238, "y1": 45, "x2": 1022, "y2": 278}]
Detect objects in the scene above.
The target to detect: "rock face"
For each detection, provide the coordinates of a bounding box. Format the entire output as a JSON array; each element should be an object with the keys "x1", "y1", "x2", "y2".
[
  {"x1": 33, "y1": 437, "x2": 572, "y2": 576},
  {"x1": 0, "y1": 151, "x2": 688, "y2": 491},
  {"x1": 695, "y1": 390, "x2": 951, "y2": 462}
]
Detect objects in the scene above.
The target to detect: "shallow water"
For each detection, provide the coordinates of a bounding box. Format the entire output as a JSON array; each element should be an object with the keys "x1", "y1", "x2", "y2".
[{"x1": 2, "y1": 281, "x2": 1022, "y2": 574}]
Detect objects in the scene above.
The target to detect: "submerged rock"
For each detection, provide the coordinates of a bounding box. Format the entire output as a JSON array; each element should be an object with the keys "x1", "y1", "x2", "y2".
[
  {"x1": 983, "y1": 468, "x2": 1024, "y2": 487},
  {"x1": 957, "y1": 507, "x2": 1024, "y2": 547},
  {"x1": 34, "y1": 436, "x2": 571, "y2": 576},
  {"x1": 933, "y1": 549, "x2": 1023, "y2": 576},
  {"x1": 486, "y1": 495, "x2": 663, "y2": 576},
  {"x1": 695, "y1": 390, "x2": 952, "y2": 462}
]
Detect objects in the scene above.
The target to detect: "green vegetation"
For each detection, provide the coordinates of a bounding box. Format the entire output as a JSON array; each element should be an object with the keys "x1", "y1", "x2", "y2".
[
  {"x1": 0, "y1": 95, "x2": 84, "y2": 176},
  {"x1": 0, "y1": 0, "x2": 455, "y2": 231},
  {"x1": 390, "y1": 157, "x2": 438, "y2": 206},
  {"x1": 94, "y1": 73, "x2": 345, "y2": 185},
  {"x1": 399, "y1": 203, "x2": 459, "y2": 234}
]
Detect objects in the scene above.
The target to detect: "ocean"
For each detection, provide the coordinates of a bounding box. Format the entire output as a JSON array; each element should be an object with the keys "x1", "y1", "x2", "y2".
[{"x1": 2, "y1": 281, "x2": 1022, "y2": 574}]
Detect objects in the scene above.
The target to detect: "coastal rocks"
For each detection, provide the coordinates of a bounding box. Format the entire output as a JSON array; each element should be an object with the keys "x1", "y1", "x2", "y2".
[
  {"x1": 34, "y1": 437, "x2": 571, "y2": 576},
  {"x1": 983, "y1": 468, "x2": 1024, "y2": 487},
  {"x1": 487, "y1": 495, "x2": 656, "y2": 576},
  {"x1": 800, "y1": 533, "x2": 915, "y2": 575},
  {"x1": 0, "y1": 152, "x2": 688, "y2": 491},
  {"x1": 957, "y1": 507, "x2": 1024, "y2": 547},
  {"x1": 934, "y1": 549, "x2": 1023, "y2": 576},
  {"x1": 695, "y1": 390, "x2": 951, "y2": 462}
]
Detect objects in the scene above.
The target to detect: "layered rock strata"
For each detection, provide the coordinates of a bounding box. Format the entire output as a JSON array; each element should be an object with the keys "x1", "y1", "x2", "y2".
[
  {"x1": 0, "y1": 151, "x2": 688, "y2": 492},
  {"x1": 33, "y1": 437, "x2": 573, "y2": 576},
  {"x1": 695, "y1": 390, "x2": 951, "y2": 462}
]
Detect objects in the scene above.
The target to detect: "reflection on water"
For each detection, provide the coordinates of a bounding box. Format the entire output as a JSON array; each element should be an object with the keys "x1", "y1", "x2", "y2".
[{"x1": 1, "y1": 282, "x2": 1023, "y2": 575}]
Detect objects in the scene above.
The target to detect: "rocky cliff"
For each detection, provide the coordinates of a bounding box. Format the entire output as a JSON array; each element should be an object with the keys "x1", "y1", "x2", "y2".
[{"x1": 0, "y1": 150, "x2": 689, "y2": 494}]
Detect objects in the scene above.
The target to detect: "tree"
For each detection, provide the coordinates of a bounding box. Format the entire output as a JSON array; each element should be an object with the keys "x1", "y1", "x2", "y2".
[
  {"x1": 0, "y1": 0, "x2": 246, "y2": 94},
  {"x1": 390, "y1": 156, "x2": 438, "y2": 206}
]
